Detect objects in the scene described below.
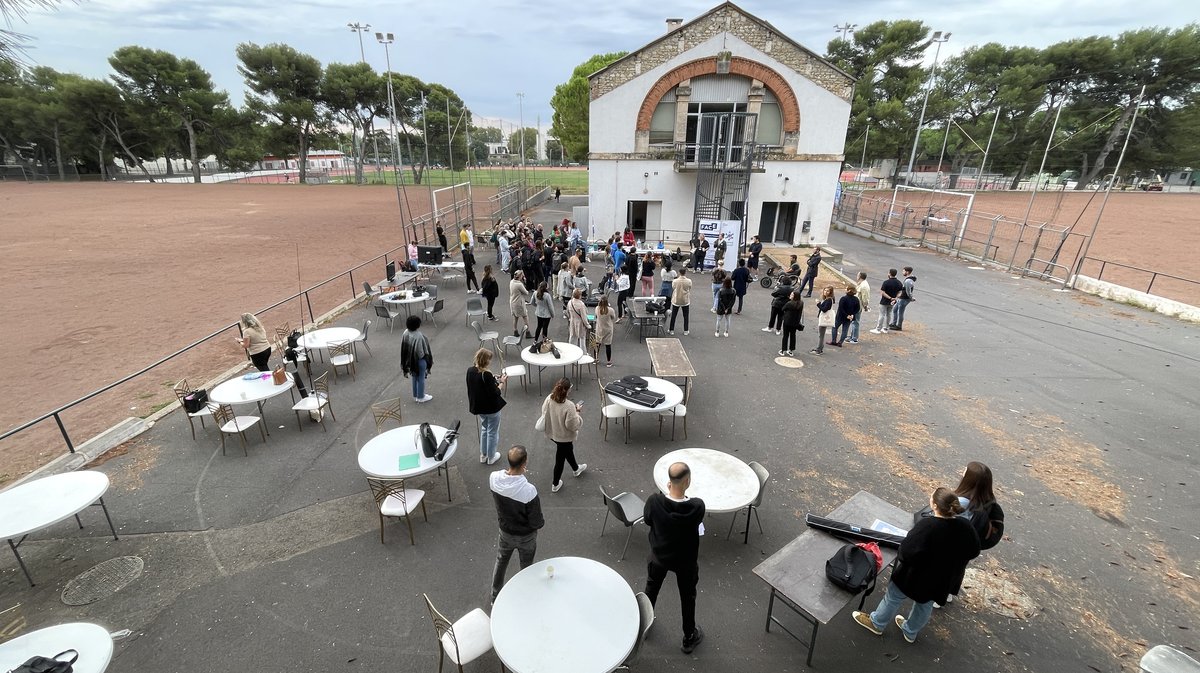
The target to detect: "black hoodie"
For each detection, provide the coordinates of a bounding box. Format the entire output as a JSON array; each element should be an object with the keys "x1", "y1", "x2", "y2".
[{"x1": 644, "y1": 492, "x2": 706, "y2": 566}]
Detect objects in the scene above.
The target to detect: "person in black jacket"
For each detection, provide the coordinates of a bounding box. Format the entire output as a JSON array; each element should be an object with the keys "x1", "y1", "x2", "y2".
[
  {"x1": 799, "y1": 247, "x2": 822, "y2": 297},
  {"x1": 490, "y1": 445, "x2": 545, "y2": 603},
  {"x1": 810, "y1": 286, "x2": 834, "y2": 355},
  {"x1": 779, "y1": 291, "x2": 804, "y2": 356},
  {"x1": 714, "y1": 278, "x2": 736, "y2": 337},
  {"x1": 945, "y1": 461, "x2": 1005, "y2": 604},
  {"x1": 480, "y1": 265, "x2": 500, "y2": 321},
  {"x1": 466, "y1": 348, "x2": 507, "y2": 464},
  {"x1": 644, "y1": 462, "x2": 707, "y2": 654},
  {"x1": 762, "y1": 276, "x2": 794, "y2": 335},
  {"x1": 831, "y1": 285, "x2": 861, "y2": 346},
  {"x1": 853, "y1": 487, "x2": 980, "y2": 643}
]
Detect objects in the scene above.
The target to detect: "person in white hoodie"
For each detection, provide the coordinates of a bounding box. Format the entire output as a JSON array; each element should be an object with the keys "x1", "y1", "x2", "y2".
[{"x1": 490, "y1": 445, "x2": 545, "y2": 603}]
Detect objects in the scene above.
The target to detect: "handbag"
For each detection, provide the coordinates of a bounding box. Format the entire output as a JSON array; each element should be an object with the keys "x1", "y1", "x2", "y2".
[
  {"x1": 817, "y1": 310, "x2": 834, "y2": 328},
  {"x1": 10, "y1": 650, "x2": 78, "y2": 673},
  {"x1": 182, "y1": 388, "x2": 208, "y2": 413},
  {"x1": 416, "y1": 422, "x2": 438, "y2": 458},
  {"x1": 538, "y1": 339, "x2": 554, "y2": 354},
  {"x1": 535, "y1": 413, "x2": 546, "y2": 432},
  {"x1": 272, "y1": 365, "x2": 288, "y2": 385}
]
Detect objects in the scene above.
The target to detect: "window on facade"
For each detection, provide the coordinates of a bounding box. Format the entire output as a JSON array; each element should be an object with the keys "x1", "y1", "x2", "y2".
[
  {"x1": 649, "y1": 101, "x2": 676, "y2": 145},
  {"x1": 756, "y1": 102, "x2": 782, "y2": 146},
  {"x1": 685, "y1": 102, "x2": 747, "y2": 144}
]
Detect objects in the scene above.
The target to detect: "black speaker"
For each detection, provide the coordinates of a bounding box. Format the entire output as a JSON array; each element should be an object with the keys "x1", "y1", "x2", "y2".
[{"x1": 417, "y1": 246, "x2": 443, "y2": 265}]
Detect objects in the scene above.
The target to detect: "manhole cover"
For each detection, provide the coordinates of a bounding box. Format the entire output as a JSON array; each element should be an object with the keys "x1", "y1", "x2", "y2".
[
  {"x1": 61, "y1": 556, "x2": 144, "y2": 606},
  {"x1": 775, "y1": 356, "x2": 804, "y2": 368}
]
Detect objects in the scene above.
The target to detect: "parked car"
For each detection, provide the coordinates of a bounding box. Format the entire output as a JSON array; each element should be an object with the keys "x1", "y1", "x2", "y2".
[{"x1": 1140, "y1": 182, "x2": 1164, "y2": 191}]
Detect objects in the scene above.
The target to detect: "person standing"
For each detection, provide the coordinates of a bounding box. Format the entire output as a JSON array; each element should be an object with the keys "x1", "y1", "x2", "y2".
[
  {"x1": 459, "y1": 222, "x2": 474, "y2": 251},
  {"x1": 640, "y1": 253, "x2": 656, "y2": 297},
  {"x1": 237, "y1": 313, "x2": 272, "y2": 371},
  {"x1": 731, "y1": 258, "x2": 750, "y2": 314},
  {"x1": 614, "y1": 267, "x2": 632, "y2": 322},
  {"x1": 762, "y1": 275, "x2": 794, "y2": 335},
  {"x1": 799, "y1": 247, "x2": 822, "y2": 297},
  {"x1": 810, "y1": 286, "x2": 834, "y2": 355},
  {"x1": 644, "y1": 462, "x2": 706, "y2": 654},
  {"x1": 779, "y1": 291, "x2": 803, "y2": 356},
  {"x1": 595, "y1": 296, "x2": 615, "y2": 367},
  {"x1": 709, "y1": 267, "x2": 727, "y2": 313},
  {"x1": 945, "y1": 462, "x2": 1005, "y2": 604},
  {"x1": 509, "y1": 270, "x2": 533, "y2": 339},
  {"x1": 713, "y1": 233, "x2": 727, "y2": 269},
  {"x1": 554, "y1": 187, "x2": 561, "y2": 202},
  {"x1": 401, "y1": 315, "x2": 434, "y2": 403},
  {"x1": 490, "y1": 445, "x2": 545, "y2": 603},
  {"x1": 890, "y1": 266, "x2": 917, "y2": 331},
  {"x1": 747, "y1": 236, "x2": 763, "y2": 280},
  {"x1": 715, "y1": 278, "x2": 735, "y2": 338},
  {"x1": 436, "y1": 222, "x2": 449, "y2": 252},
  {"x1": 481, "y1": 266, "x2": 500, "y2": 321},
  {"x1": 466, "y1": 348, "x2": 507, "y2": 465},
  {"x1": 831, "y1": 286, "x2": 861, "y2": 347},
  {"x1": 849, "y1": 271, "x2": 870, "y2": 343},
  {"x1": 556, "y1": 262, "x2": 573, "y2": 315},
  {"x1": 871, "y1": 269, "x2": 903, "y2": 334},
  {"x1": 540, "y1": 377, "x2": 587, "y2": 493},
  {"x1": 852, "y1": 487, "x2": 980, "y2": 643},
  {"x1": 532, "y1": 282, "x2": 555, "y2": 342},
  {"x1": 659, "y1": 256, "x2": 677, "y2": 314},
  {"x1": 567, "y1": 289, "x2": 589, "y2": 350},
  {"x1": 462, "y1": 245, "x2": 480, "y2": 293},
  {"x1": 669, "y1": 267, "x2": 692, "y2": 336}
]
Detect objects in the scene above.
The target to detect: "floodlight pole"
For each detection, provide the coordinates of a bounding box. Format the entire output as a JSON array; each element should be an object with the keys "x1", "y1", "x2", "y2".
[
  {"x1": 834, "y1": 23, "x2": 857, "y2": 41},
  {"x1": 903, "y1": 31, "x2": 950, "y2": 187},
  {"x1": 377, "y1": 32, "x2": 409, "y2": 244},
  {"x1": 349, "y1": 23, "x2": 380, "y2": 181},
  {"x1": 517, "y1": 92, "x2": 527, "y2": 186}
]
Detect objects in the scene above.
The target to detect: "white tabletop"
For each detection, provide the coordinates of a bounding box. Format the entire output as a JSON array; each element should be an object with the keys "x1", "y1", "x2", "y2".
[
  {"x1": 653, "y1": 448, "x2": 759, "y2": 514},
  {"x1": 0, "y1": 623, "x2": 113, "y2": 673},
  {"x1": 0, "y1": 471, "x2": 110, "y2": 541},
  {"x1": 209, "y1": 371, "x2": 295, "y2": 406},
  {"x1": 382, "y1": 290, "x2": 432, "y2": 306},
  {"x1": 433, "y1": 261, "x2": 465, "y2": 270},
  {"x1": 300, "y1": 327, "x2": 361, "y2": 350},
  {"x1": 520, "y1": 342, "x2": 584, "y2": 368},
  {"x1": 358, "y1": 424, "x2": 458, "y2": 479},
  {"x1": 606, "y1": 376, "x2": 683, "y2": 413},
  {"x1": 492, "y1": 557, "x2": 638, "y2": 673}
]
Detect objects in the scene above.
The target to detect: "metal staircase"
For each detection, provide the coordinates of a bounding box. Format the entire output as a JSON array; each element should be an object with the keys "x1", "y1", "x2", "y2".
[{"x1": 677, "y1": 112, "x2": 763, "y2": 231}]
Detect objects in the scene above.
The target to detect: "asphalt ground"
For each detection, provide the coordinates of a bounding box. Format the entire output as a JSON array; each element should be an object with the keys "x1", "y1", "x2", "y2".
[{"x1": 2, "y1": 196, "x2": 1197, "y2": 673}]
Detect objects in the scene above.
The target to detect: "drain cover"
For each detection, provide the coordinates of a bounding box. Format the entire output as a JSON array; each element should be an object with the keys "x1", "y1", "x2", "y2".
[
  {"x1": 61, "y1": 556, "x2": 144, "y2": 606},
  {"x1": 774, "y1": 356, "x2": 804, "y2": 368}
]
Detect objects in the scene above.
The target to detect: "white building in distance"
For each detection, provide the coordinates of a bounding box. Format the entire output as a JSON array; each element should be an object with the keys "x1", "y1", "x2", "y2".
[{"x1": 587, "y1": 2, "x2": 852, "y2": 253}]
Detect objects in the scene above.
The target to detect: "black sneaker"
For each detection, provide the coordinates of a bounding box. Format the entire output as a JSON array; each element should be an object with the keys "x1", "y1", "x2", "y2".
[{"x1": 681, "y1": 625, "x2": 705, "y2": 654}]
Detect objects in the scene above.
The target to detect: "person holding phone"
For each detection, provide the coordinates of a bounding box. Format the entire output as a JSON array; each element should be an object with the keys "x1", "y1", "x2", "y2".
[
  {"x1": 466, "y1": 348, "x2": 508, "y2": 465},
  {"x1": 540, "y1": 377, "x2": 587, "y2": 493},
  {"x1": 237, "y1": 313, "x2": 272, "y2": 371}
]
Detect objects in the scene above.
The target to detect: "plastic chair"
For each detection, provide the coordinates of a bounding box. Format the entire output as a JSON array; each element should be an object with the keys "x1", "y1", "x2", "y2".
[
  {"x1": 172, "y1": 379, "x2": 212, "y2": 441},
  {"x1": 422, "y1": 594, "x2": 499, "y2": 673},
  {"x1": 375, "y1": 303, "x2": 401, "y2": 332},
  {"x1": 423, "y1": 299, "x2": 445, "y2": 328},
  {"x1": 472, "y1": 320, "x2": 499, "y2": 353},
  {"x1": 727, "y1": 461, "x2": 770, "y2": 541},
  {"x1": 500, "y1": 334, "x2": 522, "y2": 355},
  {"x1": 209, "y1": 403, "x2": 265, "y2": 457},
  {"x1": 600, "y1": 484, "x2": 645, "y2": 561},
  {"x1": 465, "y1": 295, "x2": 487, "y2": 326},
  {"x1": 370, "y1": 398, "x2": 404, "y2": 433},
  {"x1": 496, "y1": 351, "x2": 527, "y2": 394},
  {"x1": 616, "y1": 592, "x2": 655, "y2": 671},
  {"x1": 362, "y1": 281, "x2": 381, "y2": 303},
  {"x1": 424, "y1": 284, "x2": 439, "y2": 300},
  {"x1": 367, "y1": 478, "x2": 427, "y2": 545},
  {"x1": 291, "y1": 372, "x2": 335, "y2": 432}
]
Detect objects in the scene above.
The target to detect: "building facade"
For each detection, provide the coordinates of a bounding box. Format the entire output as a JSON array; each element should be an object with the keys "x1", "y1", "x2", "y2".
[{"x1": 587, "y1": 3, "x2": 853, "y2": 252}]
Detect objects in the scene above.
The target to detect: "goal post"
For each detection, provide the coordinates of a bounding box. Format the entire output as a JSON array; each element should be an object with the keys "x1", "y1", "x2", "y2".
[{"x1": 890, "y1": 184, "x2": 975, "y2": 249}]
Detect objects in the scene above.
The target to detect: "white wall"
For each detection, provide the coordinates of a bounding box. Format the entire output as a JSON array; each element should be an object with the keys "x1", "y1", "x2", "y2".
[{"x1": 747, "y1": 161, "x2": 841, "y2": 245}]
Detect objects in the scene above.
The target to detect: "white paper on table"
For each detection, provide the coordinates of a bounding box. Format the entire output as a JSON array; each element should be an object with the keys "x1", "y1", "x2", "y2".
[{"x1": 871, "y1": 519, "x2": 908, "y2": 536}]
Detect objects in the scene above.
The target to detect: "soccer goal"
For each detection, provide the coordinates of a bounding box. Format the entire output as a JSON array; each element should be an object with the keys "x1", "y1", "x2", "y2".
[
  {"x1": 889, "y1": 184, "x2": 976, "y2": 250},
  {"x1": 0, "y1": 165, "x2": 30, "y2": 181}
]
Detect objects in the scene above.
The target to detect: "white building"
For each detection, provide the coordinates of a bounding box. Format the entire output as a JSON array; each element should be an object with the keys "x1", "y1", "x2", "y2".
[{"x1": 587, "y1": 2, "x2": 853, "y2": 252}]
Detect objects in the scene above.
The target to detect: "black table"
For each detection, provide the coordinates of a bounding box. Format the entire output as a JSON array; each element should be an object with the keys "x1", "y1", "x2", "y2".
[{"x1": 752, "y1": 490, "x2": 910, "y2": 666}]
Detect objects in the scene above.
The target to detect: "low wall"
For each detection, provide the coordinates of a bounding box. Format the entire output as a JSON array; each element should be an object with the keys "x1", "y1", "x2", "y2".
[{"x1": 1072, "y1": 275, "x2": 1200, "y2": 323}]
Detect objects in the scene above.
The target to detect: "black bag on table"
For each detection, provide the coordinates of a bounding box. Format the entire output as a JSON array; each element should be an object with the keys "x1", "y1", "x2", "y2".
[
  {"x1": 825, "y1": 543, "x2": 879, "y2": 595},
  {"x1": 182, "y1": 389, "x2": 208, "y2": 413},
  {"x1": 10, "y1": 650, "x2": 78, "y2": 673},
  {"x1": 417, "y1": 422, "x2": 438, "y2": 458},
  {"x1": 435, "y1": 420, "x2": 460, "y2": 461}
]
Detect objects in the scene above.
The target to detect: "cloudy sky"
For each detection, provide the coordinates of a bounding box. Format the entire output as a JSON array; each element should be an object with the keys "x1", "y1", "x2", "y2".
[{"x1": 14, "y1": 0, "x2": 1200, "y2": 136}]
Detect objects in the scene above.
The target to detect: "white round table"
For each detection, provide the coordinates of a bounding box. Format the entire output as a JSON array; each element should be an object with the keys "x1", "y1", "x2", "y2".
[
  {"x1": 520, "y1": 342, "x2": 584, "y2": 393},
  {"x1": 653, "y1": 448, "x2": 760, "y2": 542},
  {"x1": 358, "y1": 424, "x2": 458, "y2": 500},
  {"x1": 492, "y1": 557, "x2": 638, "y2": 673},
  {"x1": 0, "y1": 472, "x2": 118, "y2": 586},
  {"x1": 209, "y1": 371, "x2": 295, "y2": 406},
  {"x1": 606, "y1": 377, "x2": 684, "y2": 444},
  {"x1": 300, "y1": 327, "x2": 361, "y2": 351},
  {"x1": 382, "y1": 290, "x2": 432, "y2": 315},
  {"x1": 0, "y1": 623, "x2": 113, "y2": 673}
]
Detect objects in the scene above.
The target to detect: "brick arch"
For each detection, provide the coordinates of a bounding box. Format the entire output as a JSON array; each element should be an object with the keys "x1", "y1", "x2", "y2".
[{"x1": 635, "y1": 57, "x2": 800, "y2": 134}]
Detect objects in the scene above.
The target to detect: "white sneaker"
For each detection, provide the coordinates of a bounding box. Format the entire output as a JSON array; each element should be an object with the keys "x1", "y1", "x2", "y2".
[
  {"x1": 881, "y1": 328, "x2": 889, "y2": 333},
  {"x1": 723, "y1": 332, "x2": 729, "y2": 338},
  {"x1": 869, "y1": 329, "x2": 881, "y2": 334},
  {"x1": 778, "y1": 350, "x2": 788, "y2": 356},
  {"x1": 761, "y1": 327, "x2": 772, "y2": 332},
  {"x1": 479, "y1": 454, "x2": 486, "y2": 463},
  {"x1": 551, "y1": 481, "x2": 563, "y2": 493},
  {"x1": 573, "y1": 463, "x2": 588, "y2": 477},
  {"x1": 683, "y1": 330, "x2": 689, "y2": 335},
  {"x1": 775, "y1": 330, "x2": 781, "y2": 335},
  {"x1": 667, "y1": 330, "x2": 674, "y2": 335},
  {"x1": 715, "y1": 331, "x2": 720, "y2": 337},
  {"x1": 418, "y1": 394, "x2": 433, "y2": 403},
  {"x1": 487, "y1": 452, "x2": 501, "y2": 465}
]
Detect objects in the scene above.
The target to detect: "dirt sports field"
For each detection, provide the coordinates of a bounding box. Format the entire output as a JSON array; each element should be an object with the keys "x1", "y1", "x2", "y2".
[{"x1": 0, "y1": 183, "x2": 1194, "y2": 483}]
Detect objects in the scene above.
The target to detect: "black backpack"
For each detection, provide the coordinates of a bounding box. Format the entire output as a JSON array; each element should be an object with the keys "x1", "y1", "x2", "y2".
[{"x1": 825, "y1": 543, "x2": 879, "y2": 594}]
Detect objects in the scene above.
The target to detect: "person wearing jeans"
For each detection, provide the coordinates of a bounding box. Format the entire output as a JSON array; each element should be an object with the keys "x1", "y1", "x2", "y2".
[
  {"x1": 872, "y1": 268, "x2": 903, "y2": 334},
  {"x1": 714, "y1": 278, "x2": 735, "y2": 337},
  {"x1": 466, "y1": 348, "x2": 507, "y2": 464},
  {"x1": 401, "y1": 315, "x2": 434, "y2": 403},
  {"x1": 490, "y1": 446, "x2": 545, "y2": 603},
  {"x1": 890, "y1": 266, "x2": 916, "y2": 330},
  {"x1": 669, "y1": 268, "x2": 693, "y2": 335},
  {"x1": 850, "y1": 272, "x2": 870, "y2": 342}
]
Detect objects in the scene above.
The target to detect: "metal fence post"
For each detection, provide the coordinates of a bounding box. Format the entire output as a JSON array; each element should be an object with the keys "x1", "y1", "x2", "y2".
[
  {"x1": 53, "y1": 412, "x2": 76, "y2": 454},
  {"x1": 349, "y1": 269, "x2": 357, "y2": 298},
  {"x1": 304, "y1": 291, "x2": 315, "y2": 326},
  {"x1": 983, "y1": 216, "x2": 1001, "y2": 263}
]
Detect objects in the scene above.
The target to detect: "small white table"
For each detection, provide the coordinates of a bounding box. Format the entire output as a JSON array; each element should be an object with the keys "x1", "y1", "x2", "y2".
[
  {"x1": 492, "y1": 557, "x2": 638, "y2": 673},
  {"x1": 606, "y1": 377, "x2": 684, "y2": 444},
  {"x1": 300, "y1": 327, "x2": 361, "y2": 351},
  {"x1": 381, "y1": 290, "x2": 432, "y2": 316},
  {"x1": 520, "y1": 342, "x2": 584, "y2": 393},
  {"x1": 653, "y1": 448, "x2": 760, "y2": 542},
  {"x1": 209, "y1": 371, "x2": 296, "y2": 434},
  {"x1": 0, "y1": 623, "x2": 113, "y2": 673},
  {"x1": 357, "y1": 424, "x2": 458, "y2": 501},
  {"x1": 0, "y1": 472, "x2": 118, "y2": 586}
]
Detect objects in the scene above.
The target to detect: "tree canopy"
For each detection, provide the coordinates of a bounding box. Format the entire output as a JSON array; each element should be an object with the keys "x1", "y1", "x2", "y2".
[{"x1": 550, "y1": 51, "x2": 626, "y2": 162}]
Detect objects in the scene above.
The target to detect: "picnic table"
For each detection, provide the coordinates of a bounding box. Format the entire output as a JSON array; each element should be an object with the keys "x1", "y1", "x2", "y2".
[
  {"x1": 646, "y1": 338, "x2": 696, "y2": 401},
  {"x1": 752, "y1": 490, "x2": 910, "y2": 666}
]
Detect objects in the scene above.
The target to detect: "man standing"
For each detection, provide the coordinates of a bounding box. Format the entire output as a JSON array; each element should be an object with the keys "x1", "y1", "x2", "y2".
[
  {"x1": 668, "y1": 267, "x2": 692, "y2": 336},
  {"x1": 871, "y1": 268, "x2": 903, "y2": 334},
  {"x1": 490, "y1": 445, "x2": 545, "y2": 603},
  {"x1": 849, "y1": 271, "x2": 870, "y2": 343},
  {"x1": 799, "y1": 247, "x2": 822, "y2": 297},
  {"x1": 747, "y1": 235, "x2": 763, "y2": 280},
  {"x1": 713, "y1": 233, "x2": 727, "y2": 269},
  {"x1": 459, "y1": 223, "x2": 474, "y2": 251},
  {"x1": 554, "y1": 187, "x2": 561, "y2": 202},
  {"x1": 644, "y1": 462, "x2": 706, "y2": 654},
  {"x1": 890, "y1": 266, "x2": 917, "y2": 331},
  {"x1": 569, "y1": 221, "x2": 582, "y2": 254}
]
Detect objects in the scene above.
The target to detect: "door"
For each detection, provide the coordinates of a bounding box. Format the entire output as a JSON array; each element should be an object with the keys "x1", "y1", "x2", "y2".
[
  {"x1": 775, "y1": 202, "x2": 798, "y2": 243},
  {"x1": 626, "y1": 201, "x2": 648, "y2": 239}
]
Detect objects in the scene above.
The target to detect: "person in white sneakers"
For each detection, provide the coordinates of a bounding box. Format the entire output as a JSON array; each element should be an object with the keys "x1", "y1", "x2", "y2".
[
  {"x1": 400, "y1": 315, "x2": 434, "y2": 403},
  {"x1": 850, "y1": 271, "x2": 870, "y2": 343},
  {"x1": 668, "y1": 267, "x2": 693, "y2": 336},
  {"x1": 466, "y1": 348, "x2": 507, "y2": 465},
  {"x1": 490, "y1": 445, "x2": 545, "y2": 603},
  {"x1": 871, "y1": 268, "x2": 902, "y2": 334},
  {"x1": 539, "y1": 378, "x2": 587, "y2": 492},
  {"x1": 715, "y1": 278, "x2": 736, "y2": 337}
]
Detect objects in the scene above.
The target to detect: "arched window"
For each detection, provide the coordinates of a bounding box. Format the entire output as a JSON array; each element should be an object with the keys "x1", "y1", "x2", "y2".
[
  {"x1": 756, "y1": 89, "x2": 782, "y2": 147},
  {"x1": 648, "y1": 89, "x2": 676, "y2": 146}
]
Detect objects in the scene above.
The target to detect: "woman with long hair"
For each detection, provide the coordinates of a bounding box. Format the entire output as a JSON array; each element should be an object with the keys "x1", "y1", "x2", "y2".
[
  {"x1": 400, "y1": 315, "x2": 434, "y2": 403},
  {"x1": 853, "y1": 487, "x2": 980, "y2": 643},
  {"x1": 810, "y1": 286, "x2": 835, "y2": 355},
  {"x1": 659, "y1": 256, "x2": 677, "y2": 313},
  {"x1": 594, "y1": 296, "x2": 615, "y2": 367},
  {"x1": 715, "y1": 277, "x2": 736, "y2": 337},
  {"x1": 509, "y1": 270, "x2": 533, "y2": 339},
  {"x1": 465, "y1": 348, "x2": 507, "y2": 464},
  {"x1": 567, "y1": 288, "x2": 589, "y2": 350},
  {"x1": 557, "y1": 261, "x2": 573, "y2": 314},
  {"x1": 481, "y1": 265, "x2": 500, "y2": 321},
  {"x1": 533, "y1": 281, "x2": 555, "y2": 341},
  {"x1": 237, "y1": 313, "x2": 272, "y2": 371},
  {"x1": 779, "y1": 291, "x2": 804, "y2": 356},
  {"x1": 945, "y1": 462, "x2": 1005, "y2": 604},
  {"x1": 640, "y1": 253, "x2": 656, "y2": 296},
  {"x1": 540, "y1": 378, "x2": 586, "y2": 493}
]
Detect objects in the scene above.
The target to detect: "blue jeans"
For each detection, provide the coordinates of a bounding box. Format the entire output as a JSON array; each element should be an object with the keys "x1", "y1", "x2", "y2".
[
  {"x1": 849, "y1": 310, "x2": 863, "y2": 340},
  {"x1": 834, "y1": 319, "x2": 851, "y2": 344},
  {"x1": 479, "y1": 412, "x2": 501, "y2": 459},
  {"x1": 870, "y1": 582, "x2": 934, "y2": 640},
  {"x1": 412, "y1": 359, "x2": 427, "y2": 399},
  {"x1": 893, "y1": 298, "x2": 911, "y2": 327}
]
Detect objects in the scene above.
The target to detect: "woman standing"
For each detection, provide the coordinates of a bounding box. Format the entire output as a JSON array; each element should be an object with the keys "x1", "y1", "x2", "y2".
[
  {"x1": 614, "y1": 265, "x2": 633, "y2": 321},
  {"x1": 400, "y1": 315, "x2": 434, "y2": 403},
  {"x1": 640, "y1": 254, "x2": 656, "y2": 296},
  {"x1": 659, "y1": 257, "x2": 677, "y2": 313},
  {"x1": 556, "y1": 262, "x2": 572, "y2": 314},
  {"x1": 668, "y1": 267, "x2": 692, "y2": 336},
  {"x1": 831, "y1": 286, "x2": 861, "y2": 347},
  {"x1": 237, "y1": 313, "x2": 272, "y2": 371},
  {"x1": 567, "y1": 289, "x2": 589, "y2": 349},
  {"x1": 710, "y1": 267, "x2": 727, "y2": 312},
  {"x1": 594, "y1": 296, "x2": 616, "y2": 367},
  {"x1": 715, "y1": 278, "x2": 736, "y2": 338},
  {"x1": 532, "y1": 281, "x2": 555, "y2": 342},
  {"x1": 480, "y1": 265, "x2": 500, "y2": 321},
  {"x1": 462, "y1": 246, "x2": 480, "y2": 293},
  {"x1": 945, "y1": 462, "x2": 1005, "y2": 604},
  {"x1": 853, "y1": 487, "x2": 980, "y2": 643},
  {"x1": 810, "y1": 286, "x2": 834, "y2": 355},
  {"x1": 762, "y1": 276, "x2": 794, "y2": 335},
  {"x1": 509, "y1": 270, "x2": 533, "y2": 339},
  {"x1": 779, "y1": 291, "x2": 804, "y2": 356},
  {"x1": 731, "y1": 258, "x2": 750, "y2": 314},
  {"x1": 436, "y1": 222, "x2": 449, "y2": 252},
  {"x1": 466, "y1": 348, "x2": 507, "y2": 465},
  {"x1": 540, "y1": 377, "x2": 587, "y2": 493}
]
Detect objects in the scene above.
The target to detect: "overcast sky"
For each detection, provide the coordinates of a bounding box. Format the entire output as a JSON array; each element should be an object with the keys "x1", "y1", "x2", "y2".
[{"x1": 15, "y1": 0, "x2": 1200, "y2": 138}]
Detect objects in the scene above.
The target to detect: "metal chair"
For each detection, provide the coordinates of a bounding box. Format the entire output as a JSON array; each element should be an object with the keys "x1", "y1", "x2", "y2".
[
  {"x1": 465, "y1": 295, "x2": 487, "y2": 326},
  {"x1": 658, "y1": 379, "x2": 690, "y2": 441},
  {"x1": 370, "y1": 397, "x2": 404, "y2": 433},
  {"x1": 366, "y1": 478, "x2": 427, "y2": 545},
  {"x1": 600, "y1": 484, "x2": 645, "y2": 561},
  {"x1": 727, "y1": 461, "x2": 770, "y2": 541},
  {"x1": 472, "y1": 320, "x2": 499, "y2": 353},
  {"x1": 328, "y1": 341, "x2": 356, "y2": 382},
  {"x1": 172, "y1": 379, "x2": 212, "y2": 441},
  {"x1": 209, "y1": 403, "x2": 265, "y2": 457},
  {"x1": 500, "y1": 334, "x2": 522, "y2": 355},
  {"x1": 291, "y1": 371, "x2": 335, "y2": 431},
  {"x1": 375, "y1": 303, "x2": 401, "y2": 332},
  {"x1": 423, "y1": 299, "x2": 445, "y2": 328},
  {"x1": 616, "y1": 592, "x2": 655, "y2": 671},
  {"x1": 422, "y1": 594, "x2": 500, "y2": 673},
  {"x1": 596, "y1": 378, "x2": 625, "y2": 441},
  {"x1": 353, "y1": 319, "x2": 372, "y2": 358}
]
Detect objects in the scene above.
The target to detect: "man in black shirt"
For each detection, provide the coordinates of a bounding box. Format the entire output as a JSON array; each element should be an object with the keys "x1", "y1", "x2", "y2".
[
  {"x1": 872, "y1": 268, "x2": 903, "y2": 334},
  {"x1": 747, "y1": 236, "x2": 763, "y2": 280},
  {"x1": 644, "y1": 462, "x2": 707, "y2": 653},
  {"x1": 799, "y1": 247, "x2": 822, "y2": 297},
  {"x1": 490, "y1": 445, "x2": 545, "y2": 603}
]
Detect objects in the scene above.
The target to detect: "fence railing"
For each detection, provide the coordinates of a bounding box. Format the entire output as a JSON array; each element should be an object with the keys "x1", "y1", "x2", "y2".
[{"x1": 1073, "y1": 257, "x2": 1200, "y2": 299}]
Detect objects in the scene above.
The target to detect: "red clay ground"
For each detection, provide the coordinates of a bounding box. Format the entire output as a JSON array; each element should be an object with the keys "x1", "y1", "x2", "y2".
[{"x1": 0, "y1": 182, "x2": 494, "y2": 485}]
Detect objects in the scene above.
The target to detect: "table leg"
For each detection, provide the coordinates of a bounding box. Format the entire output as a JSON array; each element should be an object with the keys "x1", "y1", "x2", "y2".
[
  {"x1": 257, "y1": 401, "x2": 270, "y2": 436},
  {"x1": 445, "y1": 466, "x2": 453, "y2": 502},
  {"x1": 807, "y1": 623, "x2": 819, "y2": 667},
  {"x1": 743, "y1": 504, "x2": 752, "y2": 544},
  {"x1": 97, "y1": 496, "x2": 119, "y2": 540},
  {"x1": 74, "y1": 513, "x2": 84, "y2": 529},
  {"x1": 765, "y1": 588, "x2": 776, "y2": 631},
  {"x1": 8, "y1": 538, "x2": 33, "y2": 587}
]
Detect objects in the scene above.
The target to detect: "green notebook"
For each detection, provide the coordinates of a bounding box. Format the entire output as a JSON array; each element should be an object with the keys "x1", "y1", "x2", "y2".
[{"x1": 397, "y1": 453, "x2": 421, "y2": 470}]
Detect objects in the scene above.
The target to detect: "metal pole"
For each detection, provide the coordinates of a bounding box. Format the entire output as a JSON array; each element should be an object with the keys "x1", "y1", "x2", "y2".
[
  {"x1": 422, "y1": 91, "x2": 434, "y2": 216},
  {"x1": 1071, "y1": 84, "x2": 1146, "y2": 288},
  {"x1": 446, "y1": 95, "x2": 454, "y2": 172},
  {"x1": 936, "y1": 117, "x2": 951, "y2": 187},
  {"x1": 1018, "y1": 103, "x2": 1063, "y2": 226},
  {"x1": 974, "y1": 107, "x2": 1001, "y2": 194},
  {"x1": 860, "y1": 123, "x2": 869, "y2": 181},
  {"x1": 517, "y1": 92, "x2": 526, "y2": 186},
  {"x1": 350, "y1": 23, "x2": 382, "y2": 180},
  {"x1": 377, "y1": 33, "x2": 409, "y2": 244},
  {"x1": 903, "y1": 32, "x2": 949, "y2": 186}
]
